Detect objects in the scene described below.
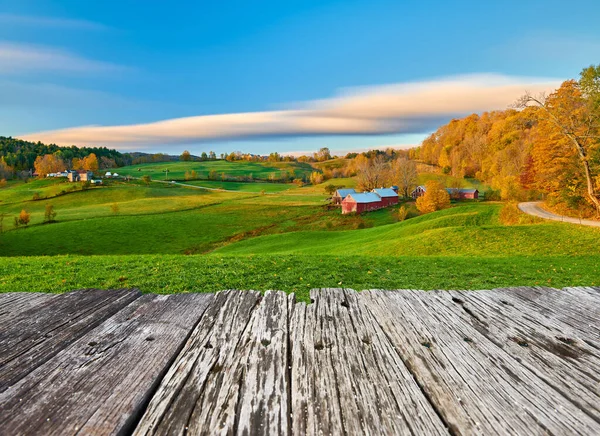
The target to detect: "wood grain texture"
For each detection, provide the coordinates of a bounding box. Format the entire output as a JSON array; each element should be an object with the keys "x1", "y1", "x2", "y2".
[
  {"x1": 362, "y1": 289, "x2": 600, "y2": 435},
  {"x1": 289, "y1": 288, "x2": 448, "y2": 435},
  {"x1": 0, "y1": 293, "x2": 212, "y2": 436},
  {"x1": 0, "y1": 288, "x2": 141, "y2": 392},
  {"x1": 0, "y1": 292, "x2": 55, "y2": 324},
  {"x1": 497, "y1": 286, "x2": 600, "y2": 344},
  {"x1": 446, "y1": 288, "x2": 600, "y2": 422},
  {"x1": 134, "y1": 290, "x2": 265, "y2": 435}
]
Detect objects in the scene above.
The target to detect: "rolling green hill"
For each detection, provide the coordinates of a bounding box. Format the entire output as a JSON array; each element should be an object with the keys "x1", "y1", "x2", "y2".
[
  {"x1": 113, "y1": 160, "x2": 315, "y2": 181},
  {"x1": 215, "y1": 204, "x2": 600, "y2": 257},
  {"x1": 2, "y1": 164, "x2": 599, "y2": 301}
]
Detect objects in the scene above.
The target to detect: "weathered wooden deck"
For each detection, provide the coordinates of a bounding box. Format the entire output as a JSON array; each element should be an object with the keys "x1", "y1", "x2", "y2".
[{"x1": 0, "y1": 287, "x2": 599, "y2": 435}]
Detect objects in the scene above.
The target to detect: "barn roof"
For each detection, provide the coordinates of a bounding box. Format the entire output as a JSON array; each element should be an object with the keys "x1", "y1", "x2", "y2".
[
  {"x1": 446, "y1": 188, "x2": 479, "y2": 194},
  {"x1": 335, "y1": 188, "x2": 356, "y2": 198},
  {"x1": 345, "y1": 192, "x2": 382, "y2": 203},
  {"x1": 373, "y1": 188, "x2": 398, "y2": 198}
]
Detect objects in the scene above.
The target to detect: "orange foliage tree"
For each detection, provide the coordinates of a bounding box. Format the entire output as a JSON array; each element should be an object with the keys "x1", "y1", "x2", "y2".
[
  {"x1": 518, "y1": 71, "x2": 600, "y2": 215},
  {"x1": 34, "y1": 154, "x2": 66, "y2": 177},
  {"x1": 416, "y1": 180, "x2": 450, "y2": 213}
]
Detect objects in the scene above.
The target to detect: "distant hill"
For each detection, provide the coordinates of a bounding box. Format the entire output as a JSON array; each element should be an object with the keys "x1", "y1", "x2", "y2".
[
  {"x1": 0, "y1": 136, "x2": 190, "y2": 174},
  {"x1": 0, "y1": 136, "x2": 128, "y2": 172}
]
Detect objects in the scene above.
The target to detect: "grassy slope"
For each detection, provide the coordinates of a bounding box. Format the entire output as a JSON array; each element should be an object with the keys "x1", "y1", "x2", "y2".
[
  {"x1": 1, "y1": 178, "x2": 388, "y2": 256},
  {"x1": 2, "y1": 168, "x2": 599, "y2": 300},
  {"x1": 114, "y1": 160, "x2": 315, "y2": 181},
  {"x1": 184, "y1": 180, "x2": 296, "y2": 193},
  {"x1": 215, "y1": 204, "x2": 600, "y2": 257},
  {"x1": 1, "y1": 254, "x2": 597, "y2": 302}
]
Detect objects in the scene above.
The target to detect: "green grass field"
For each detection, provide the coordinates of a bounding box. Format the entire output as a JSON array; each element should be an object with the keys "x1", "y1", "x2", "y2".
[
  {"x1": 1, "y1": 161, "x2": 599, "y2": 298},
  {"x1": 114, "y1": 160, "x2": 314, "y2": 181}
]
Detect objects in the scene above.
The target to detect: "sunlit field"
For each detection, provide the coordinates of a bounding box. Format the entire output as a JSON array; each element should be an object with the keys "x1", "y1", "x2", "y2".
[{"x1": 1, "y1": 161, "x2": 599, "y2": 298}]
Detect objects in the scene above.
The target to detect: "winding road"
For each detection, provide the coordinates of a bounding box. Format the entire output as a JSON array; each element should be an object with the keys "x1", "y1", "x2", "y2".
[{"x1": 518, "y1": 201, "x2": 600, "y2": 227}]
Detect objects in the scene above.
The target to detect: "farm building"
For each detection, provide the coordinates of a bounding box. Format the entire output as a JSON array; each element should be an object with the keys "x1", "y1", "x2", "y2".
[
  {"x1": 410, "y1": 185, "x2": 426, "y2": 199},
  {"x1": 411, "y1": 185, "x2": 479, "y2": 200},
  {"x1": 342, "y1": 192, "x2": 385, "y2": 214},
  {"x1": 445, "y1": 188, "x2": 479, "y2": 199},
  {"x1": 68, "y1": 170, "x2": 93, "y2": 182},
  {"x1": 372, "y1": 188, "x2": 399, "y2": 207},
  {"x1": 332, "y1": 188, "x2": 357, "y2": 205}
]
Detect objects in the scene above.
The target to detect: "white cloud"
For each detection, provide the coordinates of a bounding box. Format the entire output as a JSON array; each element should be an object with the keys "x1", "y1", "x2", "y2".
[
  {"x1": 0, "y1": 42, "x2": 125, "y2": 74},
  {"x1": 18, "y1": 74, "x2": 561, "y2": 148},
  {"x1": 0, "y1": 13, "x2": 108, "y2": 31}
]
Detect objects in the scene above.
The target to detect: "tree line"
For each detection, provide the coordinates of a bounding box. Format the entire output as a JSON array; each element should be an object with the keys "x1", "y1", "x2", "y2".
[{"x1": 412, "y1": 65, "x2": 600, "y2": 217}]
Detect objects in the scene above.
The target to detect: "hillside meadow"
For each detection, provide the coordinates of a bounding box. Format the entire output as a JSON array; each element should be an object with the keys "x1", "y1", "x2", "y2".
[{"x1": 1, "y1": 160, "x2": 599, "y2": 299}]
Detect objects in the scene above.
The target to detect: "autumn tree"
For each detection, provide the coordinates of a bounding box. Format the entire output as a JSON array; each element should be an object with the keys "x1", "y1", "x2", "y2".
[
  {"x1": 141, "y1": 175, "x2": 151, "y2": 186},
  {"x1": 309, "y1": 171, "x2": 324, "y2": 185},
  {"x1": 314, "y1": 147, "x2": 332, "y2": 162},
  {"x1": 18, "y1": 209, "x2": 31, "y2": 227},
  {"x1": 34, "y1": 154, "x2": 66, "y2": 177},
  {"x1": 416, "y1": 180, "x2": 450, "y2": 213},
  {"x1": 0, "y1": 158, "x2": 13, "y2": 179},
  {"x1": 180, "y1": 150, "x2": 192, "y2": 161},
  {"x1": 390, "y1": 157, "x2": 417, "y2": 198},
  {"x1": 355, "y1": 155, "x2": 389, "y2": 191},
  {"x1": 517, "y1": 66, "x2": 600, "y2": 215}
]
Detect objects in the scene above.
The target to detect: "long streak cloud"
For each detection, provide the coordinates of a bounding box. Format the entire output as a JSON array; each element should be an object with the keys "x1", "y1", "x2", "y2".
[{"x1": 19, "y1": 74, "x2": 561, "y2": 149}]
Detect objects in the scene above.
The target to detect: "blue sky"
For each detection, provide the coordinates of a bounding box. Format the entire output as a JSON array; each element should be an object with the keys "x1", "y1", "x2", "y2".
[{"x1": 1, "y1": 0, "x2": 599, "y2": 155}]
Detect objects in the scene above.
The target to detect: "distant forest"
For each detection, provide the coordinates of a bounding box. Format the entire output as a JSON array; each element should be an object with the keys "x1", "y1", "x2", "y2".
[{"x1": 0, "y1": 136, "x2": 186, "y2": 178}]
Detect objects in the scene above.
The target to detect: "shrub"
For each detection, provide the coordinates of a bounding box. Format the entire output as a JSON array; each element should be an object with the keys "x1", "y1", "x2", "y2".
[
  {"x1": 32, "y1": 192, "x2": 41, "y2": 201},
  {"x1": 18, "y1": 209, "x2": 30, "y2": 227},
  {"x1": 110, "y1": 203, "x2": 120, "y2": 214},
  {"x1": 397, "y1": 206, "x2": 408, "y2": 222},
  {"x1": 0, "y1": 178, "x2": 6, "y2": 188},
  {"x1": 483, "y1": 188, "x2": 501, "y2": 201},
  {"x1": 499, "y1": 202, "x2": 521, "y2": 225},
  {"x1": 324, "y1": 184, "x2": 337, "y2": 195}
]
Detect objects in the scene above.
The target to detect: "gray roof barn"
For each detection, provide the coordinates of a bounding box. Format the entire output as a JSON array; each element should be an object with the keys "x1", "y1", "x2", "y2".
[
  {"x1": 346, "y1": 192, "x2": 382, "y2": 203},
  {"x1": 373, "y1": 188, "x2": 398, "y2": 198}
]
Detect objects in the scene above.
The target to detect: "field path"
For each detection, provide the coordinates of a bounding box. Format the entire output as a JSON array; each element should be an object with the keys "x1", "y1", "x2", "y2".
[
  {"x1": 519, "y1": 201, "x2": 600, "y2": 227},
  {"x1": 150, "y1": 179, "x2": 279, "y2": 194}
]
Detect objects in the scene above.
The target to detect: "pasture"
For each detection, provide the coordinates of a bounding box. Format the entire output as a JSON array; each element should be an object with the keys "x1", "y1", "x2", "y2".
[
  {"x1": 1, "y1": 161, "x2": 598, "y2": 299},
  {"x1": 114, "y1": 160, "x2": 314, "y2": 181}
]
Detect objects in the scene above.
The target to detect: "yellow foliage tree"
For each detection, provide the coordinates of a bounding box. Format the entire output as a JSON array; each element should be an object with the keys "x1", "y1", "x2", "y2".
[{"x1": 416, "y1": 180, "x2": 451, "y2": 213}]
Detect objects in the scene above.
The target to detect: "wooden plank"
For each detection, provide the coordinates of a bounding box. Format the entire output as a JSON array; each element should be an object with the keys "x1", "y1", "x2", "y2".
[
  {"x1": 133, "y1": 290, "x2": 266, "y2": 435},
  {"x1": 446, "y1": 289, "x2": 600, "y2": 422},
  {"x1": 0, "y1": 288, "x2": 141, "y2": 391},
  {"x1": 289, "y1": 288, "x2": 447, "y2": 435},
  {"x1": 0, "y1": 292, "x2": 55, "y2": 324},
  {"x1": 497, "y1": 286, "x2": 600, "y2": 343},
  {"x1": 0, "y1": 293, "x2": 212, "y2": 436},
  {"x1": 362, "y1": 289, "x2": 600, "y2": 435}
]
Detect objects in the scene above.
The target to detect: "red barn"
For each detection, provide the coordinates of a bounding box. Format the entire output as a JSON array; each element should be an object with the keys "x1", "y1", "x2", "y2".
[
  {"x1": 372, "y1": 188, "x2": 399, "y2": 206},
  {"x1": 342, "y1": 193, "x2": 384, "y2": 214},
  {"x1": 410, "y1": 185, "x2": 426, "y2": 199},
  {"x1": 446, "y1": 188, "x2": 479, "y2": 199}
]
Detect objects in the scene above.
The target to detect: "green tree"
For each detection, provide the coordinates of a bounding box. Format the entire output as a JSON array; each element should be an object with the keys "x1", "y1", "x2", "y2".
[
  {"x1": 324, "y1": 184, "x2": 337, "y2": 195},
  {"x1": 200, "y1": 152, "x2": 208, "y2": 161},
  {"x1": 44, "y1": 204, "x2": 57, "y2": 223}
]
